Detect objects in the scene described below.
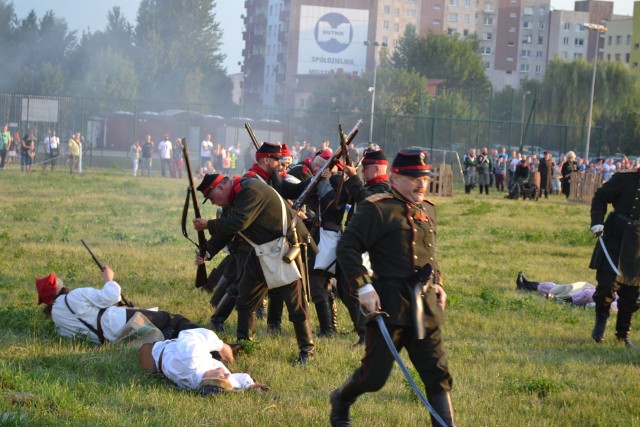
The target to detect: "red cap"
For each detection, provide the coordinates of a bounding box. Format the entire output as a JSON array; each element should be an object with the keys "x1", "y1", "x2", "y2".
[{"x1": 36, "y1": 274, "x2": 59, "y2": 305}]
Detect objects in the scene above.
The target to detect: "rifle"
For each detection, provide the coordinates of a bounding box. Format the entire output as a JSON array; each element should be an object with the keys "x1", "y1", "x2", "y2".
[
  {"x1": 80, "y1": 239, "x2": 134, "y2": 307},
  {"x1": 180, "y1": 138, "x2": 209, "y2": 288},
  {"x1": 331, "y1": 124, "x2": 351, "y2": 208},
  {"x1": 244, "y1": 123, "x2": 261, "y2": 150},
  {"x1": 292, "y1": 119, "x2": 363, "y2": 210}
]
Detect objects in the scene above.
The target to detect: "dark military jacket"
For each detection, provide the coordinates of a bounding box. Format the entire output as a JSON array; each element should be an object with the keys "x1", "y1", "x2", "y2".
[
  {"x1": 589, "y1": 171, "x2": 640, "y2": 285},
  {"x1": 345, "y1": 174, "x2": 391, "y2": 204},
  {"x1": 206, "y1": 177, "x2": 312, "y2": 248},
  {"x1": 337, "y1": 189, "x2": 443, "y2": 328}
]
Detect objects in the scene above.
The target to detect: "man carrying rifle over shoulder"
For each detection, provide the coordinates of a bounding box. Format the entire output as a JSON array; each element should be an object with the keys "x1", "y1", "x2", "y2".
[
  {"x1": 330, "y1": 148, "x2": 455, "y2": 426},
  {"x1": 193, "y1": 172, "x2": 316, "y2": 365},
  {"x1": 36, "y1": 266, "x2": 199, "y2": 344}
]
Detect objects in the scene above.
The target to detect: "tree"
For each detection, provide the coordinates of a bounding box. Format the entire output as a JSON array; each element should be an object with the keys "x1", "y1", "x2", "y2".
[
  {"x1": 391, "y1": 27, "x2": 491, "y2": 97},
  {"x1": 134, "y1": 0, "x2": 230, "y2": 107}
]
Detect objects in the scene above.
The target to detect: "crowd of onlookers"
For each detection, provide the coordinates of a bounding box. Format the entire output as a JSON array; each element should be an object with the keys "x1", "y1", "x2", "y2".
[{"x1": 463, "y1": 146, "x2": 640, "y2": 199}]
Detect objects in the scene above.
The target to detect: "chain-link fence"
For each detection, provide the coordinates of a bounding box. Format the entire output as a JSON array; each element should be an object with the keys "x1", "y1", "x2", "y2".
[{"x1": 0, "y1": 92, "x2": 605, "y2": 169}]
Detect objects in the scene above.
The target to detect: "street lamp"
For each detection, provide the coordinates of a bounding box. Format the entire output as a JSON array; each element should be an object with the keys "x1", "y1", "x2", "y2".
[
  {"x1": 364, "y1": 41, "x2": 387, "y2": 145},
  {"x1": 519, "y1": 90, "x2": 530, "y2": 153},
  {"x1": 583, "y1": 22, "x2": 607, "y2": 161}
]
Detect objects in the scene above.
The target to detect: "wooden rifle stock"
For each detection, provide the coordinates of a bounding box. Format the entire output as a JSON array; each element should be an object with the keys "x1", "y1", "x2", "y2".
[
  {"x1": 292, "y1": 119, "x2": 363, "y2": 210},
  {"x1": 244, "y1": 123, "x2": 261, "y2": 150},
  {"x1": 181, "y1": 138, "x2": 209, "y2": 288}
]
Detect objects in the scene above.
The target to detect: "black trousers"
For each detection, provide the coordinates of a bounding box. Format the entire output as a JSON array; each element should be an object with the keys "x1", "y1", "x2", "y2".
[
  {"x1": 236, "y1": 251, "x2": 308, "y2": 324},
  {"x1": 349, "y1": 322, "x2": 452, "y2": 397},
  {"x1": 125, "y1": 308, "x2": 198, "y2": 339},
  {"x1": 593, "y1": 270, "x2": 640, "y2": 316}
]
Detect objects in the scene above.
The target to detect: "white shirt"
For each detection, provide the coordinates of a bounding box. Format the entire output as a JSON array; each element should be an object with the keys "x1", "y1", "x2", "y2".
[
  {"x1": 51, "y1": 281, "x2": 126, "y2": 344},
  {"x1": 159, "y1": 139, "x2": 172, "y2": 159},
  {"x1": 49, "y1": 136, "x2": 59, "y2": 149},
  {"x1": 151, "y1": 328, "x2": 255, "y2": 391},
  {"x1": 201, "y1": 140, "x2": 213, "y2": 158},
  {"x1": 43, "y1": 137, "x2": 51, "y2": 153}
]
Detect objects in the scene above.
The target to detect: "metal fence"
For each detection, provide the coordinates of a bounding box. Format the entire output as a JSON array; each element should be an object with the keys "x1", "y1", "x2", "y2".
[{"x1": 0, "y1": 92, "x2": 605, "y2": 166}]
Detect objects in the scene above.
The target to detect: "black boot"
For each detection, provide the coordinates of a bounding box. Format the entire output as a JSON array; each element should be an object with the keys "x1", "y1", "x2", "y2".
[
  {"x1": 592, "y1": 311, "x2": 609, "y2": 343},
  {"x1": 236, "y1": 309, "x2": 256, "y2": 341},
  {"x1": 428, "y1": 391, "x2": 456, "y2": 427},
  {"x1": 485, "y1": 185, "x2": 489, "y2": 195},
  {"x1": 615, "y1": 310, "x2": 635, "y2": 347},
  {"x1": 210, "y1": 293, "x2": 235, "y2": 332},
  {"x1": 315, "y1": 300, "x2": 335, "y2": 337},
  {"x1": 267, "y1": 291, "x2": 284, "y2": 334},
  {"x1": 293, "y1": 321, "x2": 315, "y2": 365},
  {"x1": 516, "y1": 272, "x2": 538, "y2": 291},
  {"x1": 330, "y1": 377, "x2": 361, "y2": 427},
  {"x1": 479, "y1": 185, "x2": 483, "y2": 194},
  {"x1": 464, "y1": 185, "x2": 470, "y2": 194}
]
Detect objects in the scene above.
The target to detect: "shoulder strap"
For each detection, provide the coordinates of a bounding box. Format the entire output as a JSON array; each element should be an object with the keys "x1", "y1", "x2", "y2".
[
  {"x1": 64, "y1": 294, "x2": 107, "y2": 344},
  {"x1": 238, "y1": 185, "x2": 287, "y2": 247}
]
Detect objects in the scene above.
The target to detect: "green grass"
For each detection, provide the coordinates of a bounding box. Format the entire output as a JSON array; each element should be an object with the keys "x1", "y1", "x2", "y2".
[{"x1": 1, "y1": 169, "x2": 639, "y2": 426}]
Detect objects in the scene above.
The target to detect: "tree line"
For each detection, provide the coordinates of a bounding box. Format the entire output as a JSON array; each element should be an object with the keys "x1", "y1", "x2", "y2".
[{"x1": 0, "y1": 0, "x2": 231, "y2": 111}]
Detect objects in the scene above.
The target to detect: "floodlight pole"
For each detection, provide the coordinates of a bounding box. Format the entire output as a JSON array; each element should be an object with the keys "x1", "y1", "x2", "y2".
[
  {"x1": 364, "y1": 41, "x2": 387, "y2": 145},
  {"x1": 519, "y1": 91, "x2": 530, "y2": 153},
  {"x1": 583, "y1": 23, "x2": 607, "y2": 161}
]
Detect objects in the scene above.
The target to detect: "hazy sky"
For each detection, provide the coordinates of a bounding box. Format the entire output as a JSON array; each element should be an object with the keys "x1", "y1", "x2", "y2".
[{"x1": 12, "y1": 1, "x2": 634, "y2": 75}]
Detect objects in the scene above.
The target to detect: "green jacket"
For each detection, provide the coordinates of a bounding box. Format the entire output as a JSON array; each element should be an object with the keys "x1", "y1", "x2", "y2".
[{"x1": 0, "y1": 131, "x2": 10, "y2": 150}]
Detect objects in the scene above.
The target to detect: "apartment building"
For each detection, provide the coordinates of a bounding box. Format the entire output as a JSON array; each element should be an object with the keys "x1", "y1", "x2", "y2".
[{"x1": 603, "y1": 17, "x2": 633, "y2": 68}]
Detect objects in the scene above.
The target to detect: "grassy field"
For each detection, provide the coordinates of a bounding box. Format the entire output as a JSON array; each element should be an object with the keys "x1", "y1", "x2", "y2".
[{"x1": 1, "y1": 167, "x2": 639, "y2": 427}]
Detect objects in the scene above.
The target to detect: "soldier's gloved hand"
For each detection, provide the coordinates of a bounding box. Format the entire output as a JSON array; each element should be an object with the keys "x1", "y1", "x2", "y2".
[
  {"x1": 590, "y1": 224, "x2": 604, "y2": 237},
  {"x1": 358, "y1": 285, "x2": 381, "y2": 314}
]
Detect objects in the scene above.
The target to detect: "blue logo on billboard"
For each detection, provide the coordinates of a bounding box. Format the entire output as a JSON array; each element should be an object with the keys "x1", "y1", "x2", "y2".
[{"x1": 314, "y1": 13, "x2": 352, "y2": 53}]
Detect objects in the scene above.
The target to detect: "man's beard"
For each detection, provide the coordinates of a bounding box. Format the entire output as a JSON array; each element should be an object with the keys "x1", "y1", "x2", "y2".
[{"x1": 269, "y1": 167, "x2": 283, "y2": 188}]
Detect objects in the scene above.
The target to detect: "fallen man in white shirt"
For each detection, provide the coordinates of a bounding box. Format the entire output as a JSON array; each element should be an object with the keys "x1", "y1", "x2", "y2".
[{"x1": 138, "y1": 328, "x2": 269, "y2": 395}]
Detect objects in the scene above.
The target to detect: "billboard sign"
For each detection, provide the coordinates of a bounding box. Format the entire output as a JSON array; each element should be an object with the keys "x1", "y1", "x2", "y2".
[{"x1": 297, "y1": 6, "x2": 369, "y2": 75}]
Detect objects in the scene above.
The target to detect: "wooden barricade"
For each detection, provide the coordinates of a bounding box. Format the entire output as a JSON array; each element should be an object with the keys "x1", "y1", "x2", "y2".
[
  {"x1": 568, "y1": 172, "x2": 602, "y2": 204},
  {"x1": 427, "y1": 164, "x2": 453, "y2": 196}
]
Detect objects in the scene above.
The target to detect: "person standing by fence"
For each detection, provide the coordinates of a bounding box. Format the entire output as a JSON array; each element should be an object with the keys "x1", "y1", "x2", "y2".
[
  {"x1": 141, "y1": 135, "x2": 154, "y2": 177},
  {"x1": 130, "y1": 139, "x2": 141, "y2": 177},
  {"x1": 68, "y1": 132, "x2": 80, "y2": 174},
  {"x1": 0, "y1": 123, "x2": 10, "y2": 170},
  {"x1": 561, "y1": 151, "x2": 578, "y2": 199}
]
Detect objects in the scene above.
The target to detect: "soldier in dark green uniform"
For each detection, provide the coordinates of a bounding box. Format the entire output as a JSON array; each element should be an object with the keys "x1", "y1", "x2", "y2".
[
  {"x1": 330, "y1": 148, "x2": 455, "y2": 427},
  {"x1": 589, "y1": 168, "x2": 640, "y2": 347},
  {"x1": 193, "y1": 173, "x2": 315, "y2": 364}
]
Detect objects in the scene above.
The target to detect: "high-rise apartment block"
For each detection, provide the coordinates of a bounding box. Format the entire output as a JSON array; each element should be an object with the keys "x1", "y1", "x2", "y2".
[{"x1": 240, "y1": 0, "x2": 631, "y2": 110}]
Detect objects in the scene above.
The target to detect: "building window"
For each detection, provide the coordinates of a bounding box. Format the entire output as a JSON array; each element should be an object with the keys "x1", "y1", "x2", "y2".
[
  {"x1": 448, "y1": 13, "x2": 458, "y2": 22},
  {"x1": 508, "y1": 41, "x2": 515, "y2": 47},
  {"x1": 576, "y1": 24, "x2": 584, "y2": 31},
  {"x1": 449, "y1": 0, "x2": 459, "y2": 5},
  {"x1": 432, "y1": 19, "x2": 441, "y2": 25},
  {"x1": 520, "y1": 64, "x2": 530, "y2": 72},
  {"x1": 523, "y1": 21, "x2": 532, "y2": 29},
  {"x1": 522, "y1": 35, "x2": 532, "y2": 44},
  {"x1": 535, "y1": 65, "x2": 542, "y2": 74},
  {"x1": 507, "y1": 56, "x2": 514, "y2": 62},
  {"x1": 523, "y1": 7, "x2": 533, "y2": 15},
  {"x1": 626, "y1": 53, "x2": 630, "y2": 63},
  {"x1": 395, "y1": 8, "x2": 400, "y2": 16},
  {"x1": 615, "y1": 35, "x2": 622, "y2": 45},
  {"x1": 447, "y1": 28, "x2": 457, "y2": 35},
  {"x1": 394, "y1": 23, "x2": 400, "y2": 31},
  {"x1": 464, "y1": 0, "x2": 471, "y2": 6},
  {"x1": 484, "y1": 17, "x2": 493, "y2": 25},
  {"x1": 384, "y1": 5, "x2": 391, "y2": 14},
  {"x1": 481, "y1": 46, "x2": 492, "y2": 54},
  {"x1": 575, "y1": 38, "x2": 584, "y2": 46},
  {"x1": 463, "y1": 14, "x2": 470, "y2": 23},
  {"x1": 407, "y1": 9, "x2": 417, "y2": 17},
  {"x1": 615, "y1": 53, "x2": 621, "y2": 61},
  {"x1": 483, "y1": 32, "x2": 493, "y2": 40},
  {"x1": 434, "y1": 3, "x2": 442, "y2": 9},
  {"x1": 573, "y1": 52, "x2": 583, "y2": 59},
  {"x1": 509, "y1": 12, "x2": 517, "y2": 18},
  {"x1": 538, "y1": 36, "x2": 544, "y2": 45},
  {"x1": 484, "y1": 61, "x2": 491, "y2": 69},
  {"x1": 507, "y1": 70, "x2": 513, "y2": 74},
  {"x1": 564, "y1": 23, "x2": 571, "y2": 30},
  {"x1": 627, "y1": 35, "x2": 631, "y2": 45},
  {"x1": 383, "y1": 36, "x2": 389, "y2": 44},
  {"x1": 539, "y1": 7, "x2": 546, "y2": 15},
  {"x1": 509, "y1": 27, "x2": 516, "y2": 33},
  {"x1": 562, "y1": 37, "x2": 569, "y2": 45},
  {"x1": 463, "y1": 29, "x2": 469, "y2": 36},
  {"x1": 521, "y1": 50, "x2": 530, "y2": 57},
  {"x1": 383, "y1": 21, "x2": 389, "y2": 29},
  {"x1": 538, "y1": 22, "x2": 545, "y2": 30},
  {"x1": 607, "y1": 54, "x2": 611, "y2": 61},
  {"x1": 608, "y1": 36, "x2": 612, "y2": 46},
  {"x1": 536, "y1": 50, "x2": 543, "y2": 58}
]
